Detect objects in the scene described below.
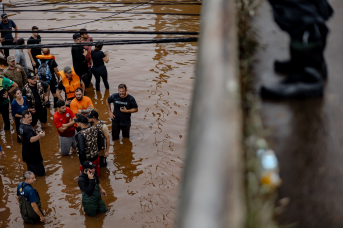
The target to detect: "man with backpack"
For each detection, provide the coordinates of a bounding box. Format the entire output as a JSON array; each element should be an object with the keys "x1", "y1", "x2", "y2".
[
  {"x1": 16, "y1": 171, "x2": 45, "y2": 223},
  {"x1": 35, "y1": 48, "x2": 60, "y2": 108}
]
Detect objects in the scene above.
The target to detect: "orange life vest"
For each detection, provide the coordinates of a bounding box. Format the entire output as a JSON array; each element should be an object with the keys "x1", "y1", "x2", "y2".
[
  {"x1": 59, "y1": 68, "x2": 81, "y2": 99},
  {"x1": 35, "y1": 54, "x2": 56, "y2": 61}
]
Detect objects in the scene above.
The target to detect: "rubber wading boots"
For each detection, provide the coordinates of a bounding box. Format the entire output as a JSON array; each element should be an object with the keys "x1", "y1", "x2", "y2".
[
  {"x1": 261, "y1": 35, "x2": 327, "y2": 99},
  {"x1": 261, "y1": 67, "x2": 323, "y2": 99},
  {"x1": 274, "y1": 40, "x2": 327, "y2": 79}
]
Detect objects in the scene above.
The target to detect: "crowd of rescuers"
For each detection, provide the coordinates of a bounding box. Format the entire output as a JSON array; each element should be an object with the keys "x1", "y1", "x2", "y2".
[{"x1": 0, "y1": 14, "x2": 139, "y2": 221}]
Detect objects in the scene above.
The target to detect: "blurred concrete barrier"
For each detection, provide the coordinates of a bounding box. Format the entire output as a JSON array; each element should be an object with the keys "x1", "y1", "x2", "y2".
[{"x1": 177, "y1": 0, "x2": 244, "y2": 227}]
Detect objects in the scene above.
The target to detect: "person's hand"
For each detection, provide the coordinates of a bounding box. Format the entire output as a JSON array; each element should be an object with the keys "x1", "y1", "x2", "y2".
[
  {"x1": 39, "y1": 131, "x2": 45, "y2": 138},
  {"x1": 3, "y1": 91, "x2": 8, "y2": 98},
  {"x1": 104, "y1": 150, "x2": 109, "y2": 158},
  {"x1": 66, "y1": 100, "x2": 71, "y2": 105},
  {"x1": 40, "y1": 216, "x2": 45, "y2": 222},
  {"x1": 108, "y1": 112, "x2": 114, "y2": 120},
  {"x1": 45, "y1": 96, "x2": 49, "y2": 103},
  {"x1": 83, "y1": 49, "x2": 87, "y2": 57},
  {"x1": 13, "y1": 38, "x2": 18, "y2": 43},
  {"x1": 0, "y1": 151, "x2": 3, "y2": 159},
  {"x1": 30, "y1": 109, "x2": 36, "y2": 114},
  {"x1": 120, "y1": 106, "x2": 127, "y2": 113},
  {"x1": 0, "y1": 38, "x2": 4, "y2": 42},
  {"x1": 32, "y1": 61, "x2": 36, "y2": 67},
  {"x1": 105, "y1": 51, "x2": 109, "y2": 56},
  {"x1": 100, "y1": 189, "x2": 107, "y2": 196},
  {"x1": 87, "y1": 105, "x2": 93, "y2": 110},
  {"x1": 87, "y1": 170, "x2": 94, "y2": 179}
]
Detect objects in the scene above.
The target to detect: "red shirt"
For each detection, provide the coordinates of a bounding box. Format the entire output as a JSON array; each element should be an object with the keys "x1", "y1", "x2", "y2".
[{"x1": 53, "y1": 107, "x2": 76, "y2": 137}]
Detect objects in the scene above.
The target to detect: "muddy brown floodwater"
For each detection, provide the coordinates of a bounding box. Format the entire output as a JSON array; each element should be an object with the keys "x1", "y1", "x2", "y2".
[{"x1": 0, "y1": 0, "x2": 200, "y2": 227}]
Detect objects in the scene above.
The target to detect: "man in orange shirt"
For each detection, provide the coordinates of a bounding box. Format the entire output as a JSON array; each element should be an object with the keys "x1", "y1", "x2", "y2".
[{"x1": 70, "y1": 87, "x2": 93, "y2": 115}]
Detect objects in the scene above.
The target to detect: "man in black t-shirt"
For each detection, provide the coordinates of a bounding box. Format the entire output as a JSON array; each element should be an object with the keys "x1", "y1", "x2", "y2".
[
  {"x1": 19, "y1": 110, "x2": 46, "y2": 176},
  {"x1": 106, "y1": 84, "x2": 138, "y2": 140},
  {"x1": 22, "y1": 73, "x2": 50, "y2": 128},
  {"x1": 27, "y1": 26, "x2": 42, "y2": 72},
  {"x1": 35, "y1": 48, "x2": 60, "y2": 108},
  {"x1": 71, "y1": 33, "x2": 88, "y2": 86}
]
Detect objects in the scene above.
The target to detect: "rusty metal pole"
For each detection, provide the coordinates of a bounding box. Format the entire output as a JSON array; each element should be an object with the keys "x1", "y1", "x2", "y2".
[{"x1": 177, "y1": 0, "x2": 244, "y2": 227}]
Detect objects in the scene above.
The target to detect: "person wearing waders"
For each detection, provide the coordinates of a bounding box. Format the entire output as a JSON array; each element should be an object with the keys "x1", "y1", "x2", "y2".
[
  {"x1": 16, "y1": 171, "x2": 45, "y2": 223},
  {"x1": 78, "y1": 161, "x2": 107, "y2": 216},
  {"x1": 260, "y1": 0, "x2": 334, "y2": 98}
]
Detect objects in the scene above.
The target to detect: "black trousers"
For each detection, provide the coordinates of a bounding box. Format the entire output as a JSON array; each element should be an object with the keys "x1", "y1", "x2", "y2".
[
  {"x1": 0, "y1": 103, "x2": 10, "y2": 129},
  {"x1": 111, "y1": 122, "x2": 130, "y2": 140},
  {"x1": 31, "y1": 107, "x2": 47, "y2": 127},
  {"x1": 27, "y1": 162, "x2": 45, "y2": 176},
  {"x1": 2, "y1": 40, "x2": 15, "y2": 58},
  {"x1": 92, "y1": 65, "x2": 109, "y2": 91}
]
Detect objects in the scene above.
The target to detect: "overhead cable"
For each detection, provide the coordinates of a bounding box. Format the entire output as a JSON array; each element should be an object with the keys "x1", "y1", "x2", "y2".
[{"x1": 0, "y1": 37, "x2": 198, "y2": 49}]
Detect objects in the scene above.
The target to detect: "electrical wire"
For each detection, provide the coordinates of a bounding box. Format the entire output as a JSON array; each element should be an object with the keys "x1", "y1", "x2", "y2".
[
  {"x1": 0, "y1": 30, "x2": 199, "y2": 35},
  {"x1": 9, "y1": 2, "x2": 201, "y2": 8},
  {"x1": 0, "y1": 37, "x2": 197, "y2": 49}
]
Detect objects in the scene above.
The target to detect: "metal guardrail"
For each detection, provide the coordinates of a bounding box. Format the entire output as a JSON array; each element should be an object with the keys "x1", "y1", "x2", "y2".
[{"x1": 177, "y1": 0, "x2": 244, "y2": 227}]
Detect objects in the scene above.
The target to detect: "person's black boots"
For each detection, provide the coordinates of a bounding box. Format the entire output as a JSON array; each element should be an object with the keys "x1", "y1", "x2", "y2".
[
  {"x1": 274, "y1": 41, "x2": 327, "y2": 79},
  {"x1": 53, "y1": 97, "x2": 59, "y2": 108},
  {"x1": 261, "y1": 67, "x2": 324, "y2": 99}
]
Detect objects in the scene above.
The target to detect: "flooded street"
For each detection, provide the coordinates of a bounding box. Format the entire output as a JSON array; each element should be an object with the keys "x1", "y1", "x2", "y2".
[{"x1": 0, "y1": 0, "x2": 200, "y2": 227}]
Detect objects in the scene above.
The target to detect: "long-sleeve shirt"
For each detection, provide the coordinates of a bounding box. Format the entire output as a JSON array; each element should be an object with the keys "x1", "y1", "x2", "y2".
[{"x1": 78, "y1": 172, "x2": 100, "y2": 196}]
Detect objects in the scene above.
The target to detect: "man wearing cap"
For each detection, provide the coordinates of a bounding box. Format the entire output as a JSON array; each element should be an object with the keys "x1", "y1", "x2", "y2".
[
  {"x1": 3, "y1": 55, "x2": 27, "y2": 99},
  {"x1": 53, "y1": 100, "x2": 76, "y2": 155},
  {"x1": 70, "y1": 87, "x2": 93, "y2": 115},
  {"x1": 0, "y1": 13, "x2": 18, "y2": 58},
  {"x1": 57, "y1": 66, "x2": 85, "y2": 107},
  {"x1": 0, "y1": 74, "x2": 17, "y2": 130},
  {"x1": 22, "y1": 73, "x2": 49, "y2": 128},
  {"x1": 74, "y1": 115, "x2": 104, "y2": 175},
  {"x1": 78, "y1": 161, "x2": 107, "y2": 217},
  {"x1": 87, "y1": 110, "x2": 110, "y2": 167},
  {"x1": 71, "y1": 33, "x2": 88, "y2": 87}
]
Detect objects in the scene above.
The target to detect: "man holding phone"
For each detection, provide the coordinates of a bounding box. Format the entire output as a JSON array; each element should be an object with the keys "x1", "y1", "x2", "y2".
[
  {"x1": 106, "y1": 84, "x2": 138, "y2": 140},
  {"x1": 78, "y1": 161, "x2": 107, "y2": 217},
  {"x1": 19, "y1": 110, "x2": 46, "y2": 176}
]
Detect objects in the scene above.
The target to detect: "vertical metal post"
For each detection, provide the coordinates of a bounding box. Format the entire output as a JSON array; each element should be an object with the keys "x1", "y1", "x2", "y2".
[{"x1": 177, "y1": 0, "x2": 244, "y2": 227}]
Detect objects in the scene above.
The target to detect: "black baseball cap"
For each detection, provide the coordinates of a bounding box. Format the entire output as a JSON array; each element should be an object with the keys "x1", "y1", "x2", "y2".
[
  {"x1": 27, "y1": 72, "x2": 36, "y2": 79},
  {"x1": 74, "y1": 115, "x2": 88, "y2": 123},
  {"x1": 82, "y1": 161, "x2": 96, "y2": 170},
  {"x1": 1, "y1": 13, "x2": 7, "y2": 19},
  {"x1": 86, "y1": 110, "x2": 98, "y2": 119}
]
